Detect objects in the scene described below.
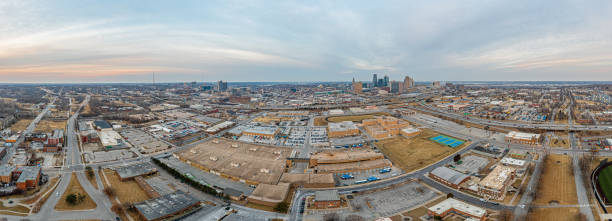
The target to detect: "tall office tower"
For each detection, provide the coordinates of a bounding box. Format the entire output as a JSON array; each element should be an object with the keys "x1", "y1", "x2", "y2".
[
  {"x1": 390, "y1": 81, "x2": 400, "y2": 93},
  {"x1": 372, "y1": 74, "x2": 378, "y2": 87},
  {"x1": 217, "y1": 80, "x2": 228, "y2": 91},
  {"x1": 378, "y1": 79, "x2": 384, "y2": 87},
  {"x1": 383, "y1": 75, "x2": 389, "y2": 87},
  {"x1": 404, "y1": 76, "x2": 415, "y2": 88}
]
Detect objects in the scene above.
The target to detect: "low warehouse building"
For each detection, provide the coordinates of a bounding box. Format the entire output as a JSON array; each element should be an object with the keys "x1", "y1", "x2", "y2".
[
  {"x1": 247, "y1": 183, "x2": 291, "y2": 207},
  {"x1": 115, "y1": 162, "x2": 158, "y2": 181},
  {"x1": 313, "y1": 190, "x2": 341, "y2": 209},
  {"x1": 279, "y1": 173, "x2": 335, "y2": 188},
  {"x1": 176, "y1": 138, "x2": 290, "y2": 185},
  {"x1": 428, "y1": 166, "x2": 469, "y2": 189},
  {"x1": 134, "y1": 190, "x2": 201, "y2": 221}
]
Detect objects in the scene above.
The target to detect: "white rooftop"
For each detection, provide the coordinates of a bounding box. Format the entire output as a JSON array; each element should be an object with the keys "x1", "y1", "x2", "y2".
[
  {"x1": 506, "y1": 131, "x2": 540, "y2": 140},
  {"x1": 428, "y1": 198, "x2": 486, "y2": 218},
  {"x1": 500, "y1": 157, "x2": 526, "y2": 167}
]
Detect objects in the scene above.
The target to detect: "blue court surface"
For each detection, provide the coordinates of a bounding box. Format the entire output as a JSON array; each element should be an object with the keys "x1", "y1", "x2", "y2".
[{"x1": 430, "y1": 135, "x2": 464, "y2": 148}]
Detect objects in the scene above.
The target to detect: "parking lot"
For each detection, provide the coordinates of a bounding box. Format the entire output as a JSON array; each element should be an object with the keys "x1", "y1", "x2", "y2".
[
  {"x1": 310, "y1": 127, "x2": 329, "y2": 146},
  {"x1": 121, "y1": 128, "x2": 169, "y2": 154},
  {"x1": 304, "y1": 181, "x2": 439, "y2": 220},
  {"x1": 349, "y1": 181, "x2": 439, "y2": 217},
  {"x1": 285, "y1": 127, "x2": 308, "y2": 146},
  {"x1": 336, "y1": 166, "x2": 403, "y2": 186},
  {"x1": 83, "y1": 149, "x2": 137, "y2": 163}
]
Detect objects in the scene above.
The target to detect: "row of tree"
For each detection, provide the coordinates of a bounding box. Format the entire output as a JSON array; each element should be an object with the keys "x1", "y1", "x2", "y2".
[{"x1": 151, "y1": 157, "x2": 220, "y2": 196}]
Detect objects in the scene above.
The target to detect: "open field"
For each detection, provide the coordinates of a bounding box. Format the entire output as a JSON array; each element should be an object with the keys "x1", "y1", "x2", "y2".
[
  {"x1": 375, "y1": 129, "x2": 466, "y2": 172},
  {"x1": 315, "y1": 112, "x2": 391, "y2": 126},
  {"x1": 10, "y1": 119, "x2": 33, "y2": 132},
  {"x1": 597, "y1": 165, "x2": 612, "y2": 203},
  {"x1": 326, "y1": 112, "x2": 390, "y2": 123},
  {"x1": 102, "y1": 169, "x2": 150, "y2": 204},
  {"x1": 55, "y1": 173, "x2": 97, "y2": 211},
  {"x1": 35, "y1": 120, "x2": 66, "y2": 132},
  {"x1": 313, "y1": 117, "x2": 327, "y2": 126},
  {"x1": 82, "y1": 104, "x2": 93, "y2": 115},
  {"x1": 533, "y1": 154, "x2": 578, "y2": 205},
  {"x1": 101, "y1": 168, "x2": 150, "y2": 221},
  {"x1": 527, "y1": 208, "x2": 581, "y2": 221},
  {"x1": 0, "y1": 202, "x2": 30, "y2": 216}
]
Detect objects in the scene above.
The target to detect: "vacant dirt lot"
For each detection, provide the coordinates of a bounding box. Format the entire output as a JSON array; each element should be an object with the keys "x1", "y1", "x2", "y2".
[
  {"x1": 35, "y1": 120, "x2": 66, "y2": 132},
  {"x1": 327, "y1": 112, "x2": 390, "y2": 123},
  {"x1": 375, "y1": 129, "x2": 466, "y2": 172},
  {"x1": 527, "y1": 208, "x2": 581, "y2": 221},
  {"x1": 534, "y1": 154, "x2": 578, "y2": 205},
  {"x1": 315, "y1": 112, "x2": 391, "y2": 126},
  {"x1": 10, "y1": 119, "x2": 33, "y2": 132},
  {"x1": 55, "y1": 173, "x2": 97, "y2": 211}
]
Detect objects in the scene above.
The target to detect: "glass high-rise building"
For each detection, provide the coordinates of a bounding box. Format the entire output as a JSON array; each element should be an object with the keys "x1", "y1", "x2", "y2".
[{"x1": 372, "y1": 74, "x2": 378, "y2": 87}]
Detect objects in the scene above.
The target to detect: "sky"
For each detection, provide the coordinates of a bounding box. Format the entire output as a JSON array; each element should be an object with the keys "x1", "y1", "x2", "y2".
[{"x1": 1, "y1": 0, "x2": 611, "y2": 83}]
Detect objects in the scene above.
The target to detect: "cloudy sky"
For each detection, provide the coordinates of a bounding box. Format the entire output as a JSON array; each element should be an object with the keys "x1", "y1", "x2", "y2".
[{"x1": 1, "y1": 0, "x2": 611, "y2": 83}]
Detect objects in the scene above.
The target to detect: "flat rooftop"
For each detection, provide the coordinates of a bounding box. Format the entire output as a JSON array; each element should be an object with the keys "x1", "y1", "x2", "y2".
[
  {"x1": 314, "y1": 190, "x2": 340, "y2": 202},
  {"x1": 428, "y1": 198, "x2": 486, "y2": 218},
  {"x1": 16, "y1": 166, "x2": 41, "y2": 183},
  {"x1": 311, "y1": 149, "x2": 383, "y2": 164},
  {"x1": 115, "y1": 162, "x2": 157, "y2": 180},
  {"x1": 177, "y1": 138, "x2": 291, "y2": 184},
  {"x1": 430, "y1": 166, "x2": 469, "y2": 185},
  {"x1": 479, "y1": 165, "x2": 516, "y2": 190},
  {"x1": 248, "y1": 183, "x2": 290, "y2": 203},
  {"x1": 279, "y1": 173, "x2": 335, "y2": 185},
  {"x1": 134, "y1": 190, "x2": 200, "y2": 221},
  {"x1": 328, "y1": 121, "x2": 358, "y2": 132}
]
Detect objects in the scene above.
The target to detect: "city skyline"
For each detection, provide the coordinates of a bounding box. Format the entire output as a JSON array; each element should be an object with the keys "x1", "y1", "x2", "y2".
[{"x1": 1, "y1": 0, "x2": 612, "y2": 83}]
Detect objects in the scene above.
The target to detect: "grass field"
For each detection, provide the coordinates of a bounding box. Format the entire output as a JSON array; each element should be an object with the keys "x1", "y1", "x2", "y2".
[
  {"x1": 0, "y1": 202, "x2": 30, "y2": 216},
  {"x1": 35, "y1": 120, "x2": 66, "y2": 132},
  {"x1": 82, "y1": 104, "x2": 93, "y2": 115},
  {"x1": 534, "y1": 154, "x2": 578, "y2": 205},
  {"x1": 598, "y1": 165, "x2": 612, "y2": 203},
  {"x1": 527, "y1": 208, "x2": 580, "y2": 221},
  {"x1": 9, "y1": 119, "x2": 33, "y2": 132},
  {"x1": 375, "y1": 129, "x2": 466, "y2": 172},
  {"x1": 102, "y1": 169, "x2": 150, "y2": 204},
  {"x1": 101, "y1": 169, "x2": 151, "y2": 220},
  {"x1": 55, "y1": 173, "x2": 97, "y2": 211},
  {"x1": 327, "y1": 112, "x2": 390, "y2": 123}
]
